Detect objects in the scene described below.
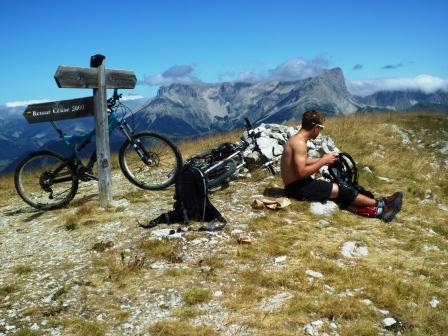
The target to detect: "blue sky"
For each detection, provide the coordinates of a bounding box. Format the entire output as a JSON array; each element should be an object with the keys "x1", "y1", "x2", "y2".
[{"x1": 1, "y1": 0, "x2": 447, "y2": 106}]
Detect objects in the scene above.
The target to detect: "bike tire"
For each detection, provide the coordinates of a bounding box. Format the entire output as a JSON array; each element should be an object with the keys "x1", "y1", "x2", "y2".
[
  {"x1": 206, "y1": 159, "x2": 237, "y2": 189},
  {"x1": 119, "y1": 132, "x2": 183, "y2": 190},
  {"x1": 266, "y1": 163, "x2": 276, "y2": 175},
  {"x1": 14, "y1": 150, "x2": 78, "y2": 210}
]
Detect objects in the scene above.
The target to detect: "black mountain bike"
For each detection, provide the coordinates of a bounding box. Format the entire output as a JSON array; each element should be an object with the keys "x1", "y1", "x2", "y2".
[
  {"x1": 14, "y1": 90, "x2": 182, "y2": 210},
  {"x1": 187, "y1": 118, "x2": 276, "y2": 189}
]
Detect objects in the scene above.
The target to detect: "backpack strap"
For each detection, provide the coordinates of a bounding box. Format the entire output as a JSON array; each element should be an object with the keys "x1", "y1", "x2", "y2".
[
  {"x1": 339, "y1": 152, "x2": 358, "y2": 185},
  {"x1": 189, "y1": 165, "x2": 209, "y2": 223}
]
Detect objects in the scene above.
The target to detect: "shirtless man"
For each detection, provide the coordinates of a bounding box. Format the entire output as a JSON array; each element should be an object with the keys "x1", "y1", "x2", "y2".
[{"x1": 280, "y1": 109, "x2": 402, "y2": 222}]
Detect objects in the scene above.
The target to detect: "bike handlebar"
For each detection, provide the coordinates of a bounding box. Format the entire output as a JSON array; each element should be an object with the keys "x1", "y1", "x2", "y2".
[{"x1": 107, "y1": 89, "x2": 122, "y2": 109}]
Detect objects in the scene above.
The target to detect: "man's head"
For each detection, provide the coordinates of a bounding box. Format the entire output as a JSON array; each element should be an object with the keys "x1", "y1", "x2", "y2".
[{"x1": 301, "y1": 109, "x2": 326, "y2": 131}]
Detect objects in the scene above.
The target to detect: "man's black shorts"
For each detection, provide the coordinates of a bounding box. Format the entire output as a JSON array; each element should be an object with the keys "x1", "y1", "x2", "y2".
[{"x1": 285, "y1": 177, "x2": 332, "y2": 203}]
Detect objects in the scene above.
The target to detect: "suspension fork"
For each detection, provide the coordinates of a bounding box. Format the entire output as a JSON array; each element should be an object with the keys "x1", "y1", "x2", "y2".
[{"x1": 118, "y1": 122, "x2": 152, "y2": 164}]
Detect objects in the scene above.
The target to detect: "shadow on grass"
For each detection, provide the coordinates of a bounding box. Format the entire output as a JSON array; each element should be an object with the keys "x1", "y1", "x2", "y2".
[
  {"x1": 263, "y1": 187, "x2": 285, "y2": 198},
  {"x1": 3, "y1": 207, "x2": 41, "y2": 217},
  {"x1": 70, "y1": 194, "x2": 97, "y2": 207}
]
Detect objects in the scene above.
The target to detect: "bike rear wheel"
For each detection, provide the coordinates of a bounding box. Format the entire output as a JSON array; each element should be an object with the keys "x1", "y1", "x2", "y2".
[
  {"x1": 206, "y1": 159, "x2": 237, "y2": 189},
  {"x1": 14, "y1": 151, "x2": 78, "y2": 210},
  {"x1": 119, "y1": 132, "x2": 183, "y2": 190}
]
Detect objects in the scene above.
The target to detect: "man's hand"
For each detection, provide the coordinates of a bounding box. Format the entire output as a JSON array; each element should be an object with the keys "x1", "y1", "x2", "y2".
[{"x1": 322, "y1": 152, "x2": 339, "y2": 165}]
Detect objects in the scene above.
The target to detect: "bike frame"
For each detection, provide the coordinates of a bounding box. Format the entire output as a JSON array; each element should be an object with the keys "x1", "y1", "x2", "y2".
[
  {"x1": 51, "y1": 107, "x2": 138, "y2": 179},
  {"x1": 203, "y1": 146, "x2": 246, "y2": 175}
]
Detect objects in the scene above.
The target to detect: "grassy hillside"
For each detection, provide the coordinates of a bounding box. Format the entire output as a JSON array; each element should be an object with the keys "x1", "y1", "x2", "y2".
[{"x1": 0, "y1": 112, "x2": 447, "y2": 336}]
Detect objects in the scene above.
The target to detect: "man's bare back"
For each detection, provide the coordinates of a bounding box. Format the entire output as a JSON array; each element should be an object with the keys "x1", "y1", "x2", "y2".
[{"x1": 280, "y1": 134, "x2": 307, "y2": 185}]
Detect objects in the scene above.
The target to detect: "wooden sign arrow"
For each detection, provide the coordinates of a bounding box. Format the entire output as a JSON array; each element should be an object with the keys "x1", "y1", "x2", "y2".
[
  {"x1": 23, "y1": 96, "x2": 94, "y2": 124},
  {"x1": 54, "y1": 66, "x2": 137, "y2": 89}
]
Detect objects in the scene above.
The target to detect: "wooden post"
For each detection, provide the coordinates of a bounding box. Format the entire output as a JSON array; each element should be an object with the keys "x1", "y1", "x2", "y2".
[
  {"x1": 52, "y1": 56, "x2": 136, "y2": 208},
  {"x1": 92, "y1": 57, "x2": 113, "y2": 207}
]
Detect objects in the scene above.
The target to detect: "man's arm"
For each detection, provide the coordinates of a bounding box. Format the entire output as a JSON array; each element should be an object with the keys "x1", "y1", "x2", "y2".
[
  {"x1": 306, "y1": 157, "x2": 320, "y2": 165},
  {"x1": 292, "y1": 139, "x2": 338, "y2": 179}
]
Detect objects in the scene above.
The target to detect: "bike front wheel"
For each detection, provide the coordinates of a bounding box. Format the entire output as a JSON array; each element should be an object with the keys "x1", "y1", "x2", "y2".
[
  {"x1": 14, "y1": 151, "x2": 78, "y2": 210},
  {"x1": 119, "y1": 132, "x2": 183, "y2": 190}
]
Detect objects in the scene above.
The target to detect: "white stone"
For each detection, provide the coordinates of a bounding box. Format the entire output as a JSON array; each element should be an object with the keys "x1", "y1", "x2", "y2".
[
  {"x1": 122, "y1": 323, "x2": 134, "y2": 330},
  {"x1": 151, "y1": 229, "x2": 183, "y2": 239},
  {"x1": 438, "y1": 204, "x2": 448, "y2": 212},
  {"x1": 270, "y1": 133, "x2": 286, "y2": 144},
  {"x1": 318, "y1": 219, "x2": 330, "y2": 227},
  {"x1": 341, "y1": 241, "x2": 369, "y2": 258},
  {"x1": 150, "y1": 261, "x2": 167, "y2": 269},
  {"x1": 256, "y1": 137, "x2": 284, "y2": 160},
  {"x1": 309, "y1": 201, "x2": 338, "y2": 216},
  {"x1": 274, "y1": 256, "x2": 287, "y2": 263},
  {"x1": 306, "y1": 270, "x2": 324, "y2": 279},
  {"x1": 111, "y1": 198, "x2": 129, "y2": 207},
  {"x1": 213, "y1": 290, "x2": 223, "y2": 297},
  {"x1": 30, "y1": 323, "x2": 40, "y2": 331},
  {"x1": 286, "y1": 127, "x2": 297, "y2": 138},
  {"x1": 231, "y1": 229, "x2": 244, "y2": 235},
  {"x1": 383, "y1": 317, "x2": 397, "y2": 327},
  {"x1": 362, "y1": 166, "x2": 373, "y2": 174},
  {"x1": 330, "y1": 322, "x2": 338, "y2": 330},
  {"x1": 259, "y1": 292, "x2": 294, "y2": 312},
  {"x1": 304, "y1": 320, "x2": 324, "y2": 336},
  {"x1": 308, "y1": 149, "x2": 320, "y2": 158},
  {"x1": 430, "y1": 297, "x2": 440, "y2": 308}
]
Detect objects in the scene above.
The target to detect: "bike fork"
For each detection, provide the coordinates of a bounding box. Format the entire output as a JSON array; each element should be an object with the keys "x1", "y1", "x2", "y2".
[{"x1": 119, "y1": 124, "x2": 153, "y2": 164}]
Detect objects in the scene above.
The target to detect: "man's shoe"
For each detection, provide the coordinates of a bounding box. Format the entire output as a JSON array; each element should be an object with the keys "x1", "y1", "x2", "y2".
[
  {"x1": 383, "y1": 192, "x2": 403, "y2": 211},
  {"x1": 381, "y1": 192, "x2": 403, "y2": 223}
]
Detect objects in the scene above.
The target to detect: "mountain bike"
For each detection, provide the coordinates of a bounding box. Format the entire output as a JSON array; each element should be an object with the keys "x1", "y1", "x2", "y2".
[
  {"x1": 187, "y1": 118, "x2": 276, "y2": 189},
  {"x1": 14, "y1": 90, "x2": 183, "y2": 210}
]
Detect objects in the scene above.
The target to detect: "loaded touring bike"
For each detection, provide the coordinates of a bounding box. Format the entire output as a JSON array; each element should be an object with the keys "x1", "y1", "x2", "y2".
[
  {"x1": 14, "y1": 90, "x2": 182, "y2": 210},
  {"x1": 187, "y1": 118, "x2": 276, "y2": 189}
]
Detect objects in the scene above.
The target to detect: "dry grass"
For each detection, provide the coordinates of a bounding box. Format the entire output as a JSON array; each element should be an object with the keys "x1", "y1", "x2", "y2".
[
  {"x1": 1, "y1": 112, "x2": 447, "y2": 335},
  {"x1": 147, "y1": 320, "x2": 219, "y2": 336}
]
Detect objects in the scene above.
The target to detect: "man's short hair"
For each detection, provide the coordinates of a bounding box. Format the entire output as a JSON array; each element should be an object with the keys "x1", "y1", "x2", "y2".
[{"x1": 302, "y1": 109, "x2": 326, "y2": 130}]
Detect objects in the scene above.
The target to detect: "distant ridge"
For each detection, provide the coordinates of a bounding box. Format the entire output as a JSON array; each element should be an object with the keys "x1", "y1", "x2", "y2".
[{"x1": 1, "y1": 68, "x2": 447, "y2": 173}]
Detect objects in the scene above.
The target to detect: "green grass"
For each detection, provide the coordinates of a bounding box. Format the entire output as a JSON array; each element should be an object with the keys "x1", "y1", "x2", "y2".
[{"x1": 182, "y1": 288, "x2": 212, "y2": 305}]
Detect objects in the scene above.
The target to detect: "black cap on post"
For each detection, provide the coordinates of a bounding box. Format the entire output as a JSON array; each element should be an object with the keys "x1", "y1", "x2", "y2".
[{"x1": 90, "y1": 54, "x2": 106, "y2": 68}]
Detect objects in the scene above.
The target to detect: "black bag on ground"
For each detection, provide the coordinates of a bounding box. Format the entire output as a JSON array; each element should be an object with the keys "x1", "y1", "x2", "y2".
[
  {"x1": 141, "y1": 163, "x2": 226, "y2": 231},
  {"x1": 326, "y1": 152, "x2": 374, "y2": 199}
]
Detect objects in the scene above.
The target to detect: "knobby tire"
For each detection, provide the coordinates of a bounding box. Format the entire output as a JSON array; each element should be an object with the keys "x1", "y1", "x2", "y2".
[
  {"x1": 14, "y1": 150, "x2": 78, "y2": 210},
  {"x1": 119, "y1": 132, "x2": 182, "y2": 190}
]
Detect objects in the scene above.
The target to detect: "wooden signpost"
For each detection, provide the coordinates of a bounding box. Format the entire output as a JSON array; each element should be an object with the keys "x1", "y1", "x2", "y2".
[{"x1": 23, "y1": 55, "x2": 136, "y2": 208}]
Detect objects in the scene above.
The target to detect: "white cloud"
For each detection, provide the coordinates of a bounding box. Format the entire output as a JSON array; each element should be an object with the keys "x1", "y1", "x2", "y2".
[
  {"x1": 238, "y1": 71, "x2": 259, "y2": 82},
  {"x1": 120, "y1": 94, "x2": 146, "y2": 101},
  {"x1": 347, "y1": 74, "x2": 448, "y2": 96},
  {"x1": 141, "y1": 64, "x2": 201, "y2": 86},
  {"x1": 5, "y1": 99, "x2": 50, "y2": 108},
  {"x1": 219, "y1": 56, "x2": 329, "y2": 83},
  {"x1": 268, "y1": 57, "x2": 329, "y2": 81}
]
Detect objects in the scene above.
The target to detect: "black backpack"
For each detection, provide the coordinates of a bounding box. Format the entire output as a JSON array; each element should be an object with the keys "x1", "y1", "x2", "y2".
[
  {"x1": 141, "y1": 164, "x2": 226, "y2": 231},
  {"x1": 326, "y1": 152, "x2": 374, "y2": 199}
]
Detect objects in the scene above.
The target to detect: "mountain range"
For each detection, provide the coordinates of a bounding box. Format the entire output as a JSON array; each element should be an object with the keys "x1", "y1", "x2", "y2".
[{"x1": 1, "y1": 67, "x2": 447, "y2": 173}]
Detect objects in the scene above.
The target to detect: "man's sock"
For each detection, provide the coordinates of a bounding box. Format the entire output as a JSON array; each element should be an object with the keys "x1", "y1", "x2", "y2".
[
  {"x1": 356, "y1": 206, "x2": 378, "y2": 218},
  {"x1": 375, "y1": 199, "x2": 385, "y2": 217}
]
